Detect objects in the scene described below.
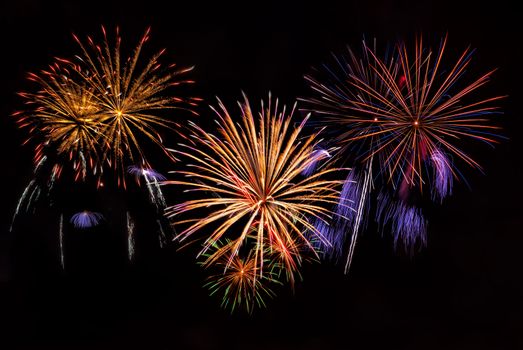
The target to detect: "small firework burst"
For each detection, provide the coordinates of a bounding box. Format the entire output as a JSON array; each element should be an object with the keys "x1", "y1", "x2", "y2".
[
  {"x1": 128, "y1": 165, "x2": 167, "y2": 182},
  {"x1": 70, "y1": 210, "x2": 104, "y2": 229},
  {"x1": 202, "y1": 239, "x2": 279, "y2": 313}
]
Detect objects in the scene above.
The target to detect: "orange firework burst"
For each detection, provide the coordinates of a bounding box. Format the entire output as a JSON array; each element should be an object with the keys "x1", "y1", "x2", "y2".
[
  {"x1": 16, "y1": 65, "x2": 102, "y2": 181},
  {"x1": 166, "y1": 94, "x2": 348, "y2": 285},
  {"x1": 202, "y1": 239, "x2": 280, "y2": 313},
  {"x1": 16, "y1": 26, "x2": 199, "y2": 186},
  {"x1": 71, "y1": 26, "x2": 200, "y2": 186}
]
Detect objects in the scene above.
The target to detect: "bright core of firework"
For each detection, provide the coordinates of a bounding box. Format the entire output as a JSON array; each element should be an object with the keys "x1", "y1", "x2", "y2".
[{"x1": 165, "y1": 94, "x2": 347, "y2": 284}]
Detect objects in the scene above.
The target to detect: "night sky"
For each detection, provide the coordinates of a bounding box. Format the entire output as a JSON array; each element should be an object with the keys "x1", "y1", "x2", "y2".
[{"x1": 1, "y1": 0, "x2": 522, "y2": 349}]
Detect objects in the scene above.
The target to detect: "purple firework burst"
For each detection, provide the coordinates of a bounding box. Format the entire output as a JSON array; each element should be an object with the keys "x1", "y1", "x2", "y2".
[
  {"x1": 376, "y1": 192, "x2": 427, "y2": 254},
  {"x1": 127, "y1": 165, "x2": 167, "y2": 181},
  {"x1": 70, "y1": 211, "x2": 104, "y2": 229}
]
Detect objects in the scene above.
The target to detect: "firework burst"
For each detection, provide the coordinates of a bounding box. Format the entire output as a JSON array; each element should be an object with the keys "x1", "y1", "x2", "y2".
[
  {"x1": 304, "y1": 35, "x2": 503, "y2": 190},
  {"x1": 70, "y1": 210, "x2": 104, "y2": 228},
  {"x1": 16, "y1": 65, "x2": 102, "y2": 181},
  {"x1": 303, "y1": 36, "x2": 503, "y2": 270},
  {"x1": 202, "y1": 239, "x2": 280, "y2": 313},
  {"x1": 15, "y1": 26, "x2": 199, "y2": 187},
  {"x1": 70, "y1": 26, "x2": 200, "y2": 186},
  {"x1": 166, "y1": 94, "x2": 348, "y2": 285}
]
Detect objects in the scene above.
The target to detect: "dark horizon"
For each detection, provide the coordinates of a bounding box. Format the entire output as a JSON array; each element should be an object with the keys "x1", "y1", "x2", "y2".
[{"x1": 1, "y1": 1, "x2": 522, "y2": 349}]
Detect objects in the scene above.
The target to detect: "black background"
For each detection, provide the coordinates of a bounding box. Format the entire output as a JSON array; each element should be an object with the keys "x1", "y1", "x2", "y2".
[{"x1": 1, "y1": 0, "x2": 522, "y2": 349}]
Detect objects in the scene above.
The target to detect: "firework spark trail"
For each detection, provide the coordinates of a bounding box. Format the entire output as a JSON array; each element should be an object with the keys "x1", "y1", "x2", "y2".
[
  {"x1": 312, "y1": 170, "x2": 359, "y2": 261},
  {"x1": 128, "y1": 165, "x2": 169, "y2": 249},
  {"x1": 59, "y1": 213, "x2": 65, "y2": 270},
  {"x1": 48, "y1": 164, "x2": 60, "y2": 194},
  {"x1": 10, "y1": 180, "x2": 37, "y2": 232},
  {"x1": 10, "y1": 155, "x2": 51, "y2": 232},
  {"x1": 391, "y1": 206, "x2": 427, "y2": 253},
  {"x1": 127, "y1": 211, "x2": 136, "y2": 261},
  {"x1": 128, "y1": 165, "x2": 167, "y2": 208},
  {"x1": 302, "y1": 149, "x2": 331, "y2": 177},
  {"x1": 166, "y1": 94, "x2": 347, "y2": 285},
  {"x1": 345, "y1": 157, "x2": 373, "y2": 272},
  {"x1": 26, "y1": 186, "x2": 41, "y2": 212},
  {"x1": 431, "y1": 149, "x2": 453, "y2": 202},
  {"x1": 79, "y1": 150, "x2": 87, "y2": 181},
  {"x1": 145, "y1": 174, "x2": 167, "y2": 208},
  {"x1": 157, "y1": 219, "x2": 168, "y2": 248}
]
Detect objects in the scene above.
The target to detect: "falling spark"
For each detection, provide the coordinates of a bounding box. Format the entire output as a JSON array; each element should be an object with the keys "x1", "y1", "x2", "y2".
[
  {"x1": 10, "y1": 180, "x2": 37, "y2": 232},
  {"x1": 312, "y1": 170, "x2": 361, "y2": 262},
  {"x1": 157, "y1": 219, "x2": 168, "y2": 248},
  {"x1": 345, "y1": 156, "x2": 373, "y2": 272},
  {"x1": 59, "y1": 213, "x2": 65, "y2": 270},
  {"x1": 127, "y1": 211, "x2": 136, "y2": 261}
]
